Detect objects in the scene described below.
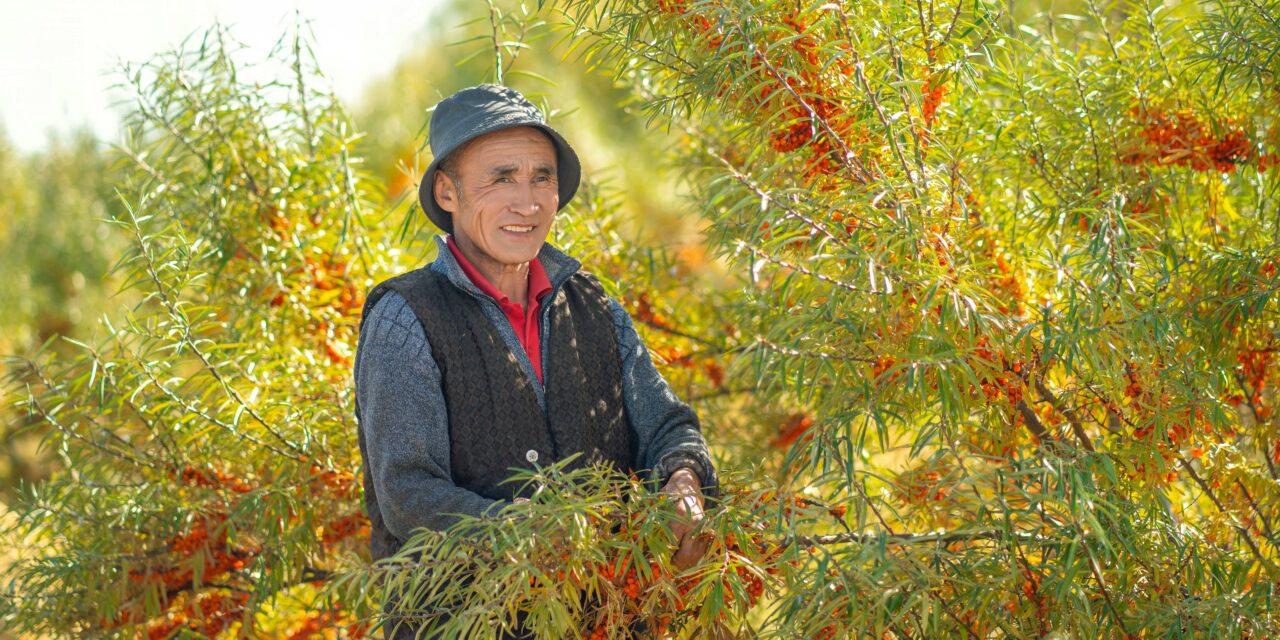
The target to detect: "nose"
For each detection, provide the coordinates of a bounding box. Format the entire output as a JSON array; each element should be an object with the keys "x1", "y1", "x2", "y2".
[{"x1": 509, "y1": 181, "x2": 541, "y2": 217}]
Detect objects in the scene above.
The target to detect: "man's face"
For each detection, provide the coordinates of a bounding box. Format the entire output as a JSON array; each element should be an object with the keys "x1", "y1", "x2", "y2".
[{"x1": 434, "y1": 126, "x2": 558, "y2": 274}]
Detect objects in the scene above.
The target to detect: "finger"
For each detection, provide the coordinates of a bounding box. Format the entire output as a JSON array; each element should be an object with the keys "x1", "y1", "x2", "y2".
[
  {"x1": 673, "y1": 505, "x2": 703, "y2": 531},
  {"x1": 669, "y1": 520, "x2": 691, "y2": 543},
  {"x1": 675, "y1": 494, "x2": 705, "y2": 525},
  {"x1": 682, "y1": 494, "x2": 704, "y2": 520},
  {"x1": 672, "y1": 536, "x2": 700, "y2": 570},
  {"x1": 692, "y1": 531, "x2": 713, "y2": 555},
  {"x1": 672, "y1": 531, "x2": 712, "y2": 571}
]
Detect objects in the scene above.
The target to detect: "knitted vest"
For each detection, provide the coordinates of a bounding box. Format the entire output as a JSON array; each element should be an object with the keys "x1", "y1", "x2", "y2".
[{"x1": 356, "y1": 265, "x2": 634, "y2": 560}]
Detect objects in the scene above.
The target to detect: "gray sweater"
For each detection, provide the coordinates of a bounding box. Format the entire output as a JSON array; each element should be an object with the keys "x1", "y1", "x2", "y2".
[{"x1": 354, "y1": 235, "x2": 718, "y2": 537}]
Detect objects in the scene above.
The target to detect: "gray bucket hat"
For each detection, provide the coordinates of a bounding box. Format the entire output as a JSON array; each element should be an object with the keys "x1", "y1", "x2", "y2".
[{"x1": 418, "y1": 84, "x2": 581, "y2": 233}]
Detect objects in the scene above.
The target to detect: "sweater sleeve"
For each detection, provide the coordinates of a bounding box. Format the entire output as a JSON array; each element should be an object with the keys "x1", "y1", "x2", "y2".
[
  {"x1": 354, "y1": 291, "x2": 505, "y2": 537},
  {"x1": 607, "y1": 297, "x2": 720, "y2": 498}
]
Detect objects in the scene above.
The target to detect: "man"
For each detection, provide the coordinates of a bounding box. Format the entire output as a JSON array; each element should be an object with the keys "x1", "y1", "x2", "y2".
[{"x1": 353, "y1": 84, "x2": 717, "y2": 638}]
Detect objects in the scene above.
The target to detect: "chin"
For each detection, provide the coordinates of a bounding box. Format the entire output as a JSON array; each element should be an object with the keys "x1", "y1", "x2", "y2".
[
  {"x1": 493, "y1": 245, "x2": 543, "y2": 267},
  {"x1": 498, "y1": 233, "x2": 548, "y2": 256}
]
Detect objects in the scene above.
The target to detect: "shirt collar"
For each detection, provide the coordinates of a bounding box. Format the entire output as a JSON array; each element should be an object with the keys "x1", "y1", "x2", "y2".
[
  {"x1": 431, "y1": 234, "x2": 579, "y2": 300},
  {"x1": 445, "y1": 235, "x2": 553, "y2": 306}
]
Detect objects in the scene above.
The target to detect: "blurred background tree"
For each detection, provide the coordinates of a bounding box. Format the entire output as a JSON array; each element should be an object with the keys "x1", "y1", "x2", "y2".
[{"x1": 0, "y1": 128, "x2": 129, "y2": 502}]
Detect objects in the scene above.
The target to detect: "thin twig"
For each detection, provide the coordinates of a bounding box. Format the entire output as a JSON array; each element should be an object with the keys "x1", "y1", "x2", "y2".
[
  {"x1": 1084, "y1": 538, "x2": 1133, "y2": 637},
  {"x1": 30, "y1": 396, "x2": 156, "y2": 471},
  {"x1": 1016, "y1": 399, "x2": 1062, "y2": 448},
  {"x1": 1234, "y1": 479, "x2": 1277, "y2": 544},
  {"x1": 1033, "y1": 378, "x2": 1095, "y2": 451},
  {"x1": 742, "y1": 243, "x2": 868, "y2": 294},
  {"x1": 752, "y1": 337, "x2": 874, "y2": 364},
  {"x1": 125, "y1": 207, "x2": 305, "y2": 459},
  {"x1": 793, "y1": 528, "x2": 1054, "y2": 546},
  {"x1": 1179, "y1": 457, "x2": 1280, "y2": 581}
]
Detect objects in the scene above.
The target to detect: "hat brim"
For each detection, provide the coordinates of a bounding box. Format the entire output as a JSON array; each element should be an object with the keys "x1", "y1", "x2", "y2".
[{"x1": 418, "y1": 123, "x2": 581, "y2": 234}]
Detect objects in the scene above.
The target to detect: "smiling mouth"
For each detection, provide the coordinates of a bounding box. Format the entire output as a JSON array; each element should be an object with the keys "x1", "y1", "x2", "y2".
[{"x1": 501, "y1": 224, "x2": 535, "y2": 233}]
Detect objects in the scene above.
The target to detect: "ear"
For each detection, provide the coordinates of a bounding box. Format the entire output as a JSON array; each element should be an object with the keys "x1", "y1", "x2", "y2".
[{"x1": 434, "y1": 171, "x2": 459, "y2": 214}]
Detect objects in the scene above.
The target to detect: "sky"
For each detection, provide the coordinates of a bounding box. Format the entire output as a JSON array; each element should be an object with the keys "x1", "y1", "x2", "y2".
[{"x1": 0, "y1": 0, "x2": 448, "y2": 153}]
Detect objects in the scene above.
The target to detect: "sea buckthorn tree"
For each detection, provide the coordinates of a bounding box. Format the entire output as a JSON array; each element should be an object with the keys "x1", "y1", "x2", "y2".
[
  {"x1": 4, "y1": 0, "x2": 1280, "y2": 639},
  {"x1": 0, "y1": 26, "x2": 392, "y2": 638},
  {"x1": 540, "y1": 0, "x2": 1280, "y2": 637}
]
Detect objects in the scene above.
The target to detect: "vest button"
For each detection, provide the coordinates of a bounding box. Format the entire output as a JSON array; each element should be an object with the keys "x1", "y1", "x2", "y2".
[{"x1": 525, "y1": 449, "x2": 539, "y2": 463}]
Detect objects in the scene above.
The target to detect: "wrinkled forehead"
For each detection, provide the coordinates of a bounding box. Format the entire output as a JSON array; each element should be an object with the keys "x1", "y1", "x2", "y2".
[{"x1": 457, "y1": 126, "x2": 558, "y2": 166}]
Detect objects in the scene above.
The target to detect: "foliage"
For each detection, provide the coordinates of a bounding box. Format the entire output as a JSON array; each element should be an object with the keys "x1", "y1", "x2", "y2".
[
  {"x1": 0, "y1": 130, "x2": 124, "y2": 353},
  {"x1": 4, "y1": 0, "x2": 1280, "y2": 638},
  {"x1": 1, "y1": 24, "x2": 390, "y2": 637},
  {"x1": 0, "y1": 129, "x2": 129, "y2": 502},
  {"x1": 546, "y1": 0, "x2": 1280, "y2": 636}
]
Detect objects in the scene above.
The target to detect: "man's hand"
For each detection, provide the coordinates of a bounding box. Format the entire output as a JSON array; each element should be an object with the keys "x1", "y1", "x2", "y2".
[{"x1": 660, "y1": 467, "x2": 710, "y2": 570}]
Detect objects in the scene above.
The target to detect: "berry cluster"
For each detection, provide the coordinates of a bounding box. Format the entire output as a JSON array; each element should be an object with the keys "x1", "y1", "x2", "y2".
[
  {"x1": 769, "y1": 412, "x2": 815, "y2": 449},
  {"x1": 1012, "y1": 566, "x2": 1050, "y2": 634},
  {"x1": 894, "y1": 466, "x2": 949, "y2": 505},
  {"x1": 124, "y1": 508, "x2": 369, "y2": 635},
  {"x1": 128, "y1": 512, "x2": 255, "y2": 593},
  {"x1": 573, "y1": 491, "x2": 806, "y2": 637},
  {"x1": 815, "y1": 623, "x2": 843, "y2": 639},
  {"x1": 581, "y1": 556, "x2": 672, "y2": 638},
  {"x1": 653, "y1": 2, "x2": 859, "y2": 187},
  {"x1": 169, "y1": 463, "x2": 255, "y2": 494},
  {"x1": 1235, "y1": 348, "x2": 1273, "y2": 421},
  {"x1": 99, "y1": 514, "x2": 257, "y2": 633},
  {"x1": 972, "y1": 337, "x2": 1028, "y2": 410},
  {"x1": 284, "y1": 606, "x2": 370, "y2": 639},
  {"x1": 144, "y1": 591, "x2": 250, "y2": 640},
  {"x1": 114, "y1": 456, "x2": 369, "y2": 634},
  {"x1": 314, "y1": 319, "x2": 354, "y2": 366},
  {"x1": 259, "y1": 199, "x2": 364, "y2": 311},
  {"x1": 871, "y1": 355, "x2": 899, "y2": 382},
  {"x1": 964, "y1": 197, "x2": 1026, "y2": 317},
  {"x1": 308, "y1": 462, "x2": 360, "y2": 500},
  {"x1": 1121, "y1": 106, "x2": 1258, "y2": 173},
  {"x1": 260, "y1": 222, "x2": 364, "y2": 366},
  {"x1": 921, "y1": 75, "x2": 947, "y2": 129},
  {"x1": 655, "y1": 0, "x2": 689, "y2": 15},
  {"x1": 264, "y1": 207, "x2": 293, "y2": 244},
  {"x1": 626, "y1": 291, "x2": 727, "y2": 389},
  {"x1": 1123, "y1": 365, "x2": 1204, "y2": 485},
  {"x1": 320, "y1": 512, "x2": 371, "y2": 545},
  {"x1": 742, "y1": 490, "x2": 842, "y2": 520},
  {"x1": 630, "y1": 291, "x2": 671, "y2": 331}
]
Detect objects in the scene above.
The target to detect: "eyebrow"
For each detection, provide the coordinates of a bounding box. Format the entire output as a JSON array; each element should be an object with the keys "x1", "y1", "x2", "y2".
[{"x1": 486, "y1": 164, "x2": 556, "y2": 179}]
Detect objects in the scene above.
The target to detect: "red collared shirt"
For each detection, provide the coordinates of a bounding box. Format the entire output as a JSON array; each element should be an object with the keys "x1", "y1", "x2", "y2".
[{"x1": 446, "y1": 236, "x2": 553, "y2": 382}]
